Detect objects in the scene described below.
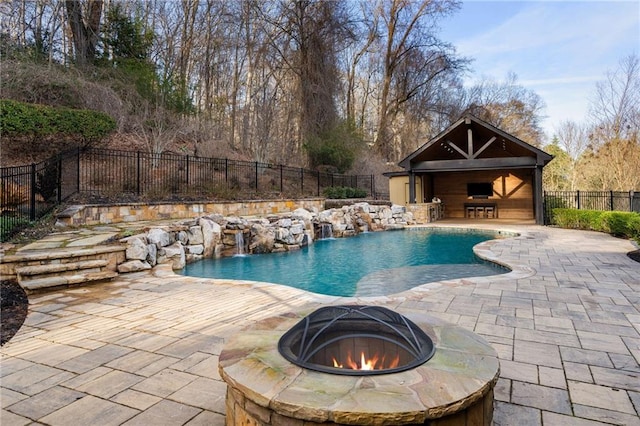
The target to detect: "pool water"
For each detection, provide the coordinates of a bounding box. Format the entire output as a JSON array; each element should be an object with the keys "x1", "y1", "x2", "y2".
[{"x1": 180, "y1": 228, "x2": 508, "y2": 297}]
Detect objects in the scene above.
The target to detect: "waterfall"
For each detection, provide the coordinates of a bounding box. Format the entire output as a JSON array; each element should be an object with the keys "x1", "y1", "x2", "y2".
[
  {"x1": 320, "y1": 223, "x2": 334, "y2": 240},
  {"x1": 235, "y1": 232, "x2": 246, "y2": 256}
]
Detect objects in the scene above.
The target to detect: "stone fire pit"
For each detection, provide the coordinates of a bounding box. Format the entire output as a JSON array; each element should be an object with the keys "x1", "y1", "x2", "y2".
[{"x1": 218, "y1": 309, "x2": 499, "y2": 425}]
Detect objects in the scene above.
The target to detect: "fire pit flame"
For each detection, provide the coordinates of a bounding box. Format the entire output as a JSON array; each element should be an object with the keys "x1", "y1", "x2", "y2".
[
  {"x1": 278, "y1": 305, "x2": 435, "y2": 375},
  {"x1": 332, "y1": 351, "x2": 401, "y2": 371}
]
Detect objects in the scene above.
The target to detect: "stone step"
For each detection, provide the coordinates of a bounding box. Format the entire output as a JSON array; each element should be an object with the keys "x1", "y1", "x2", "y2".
[
  {"x1": 2, "y1": 245, "x2": 125, "y2": 263},
  {"x1": 0, "y1": 245, "x2": 126, "y2": 278},
  {"x1": 16, "y1": 260, "x2": 109, "y2": 277},
  {"x1": 21, "y1": 270, "x2": 118, "y2": 292}
]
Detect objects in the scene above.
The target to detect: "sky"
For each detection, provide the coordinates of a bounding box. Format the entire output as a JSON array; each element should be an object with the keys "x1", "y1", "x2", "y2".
[{"x1": 439, "y1": 0, "x2": 640, "y2": 142}]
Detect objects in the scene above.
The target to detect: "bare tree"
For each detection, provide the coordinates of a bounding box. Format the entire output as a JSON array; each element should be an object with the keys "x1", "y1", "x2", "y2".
[
  {"x1": 589, "y1": 54, "x2": 640, "y2": 144},
  {"x1": 341, "y1": 1, "x2": 378, "y2": 128},
  {"x1": 134, "y1": 103, "x2": 177, "y2": 160},
  {"x1": 373, "y1": 0, "x2": 463, "y2": 161},
  {"x1": 65, "y1": 0, "x2": 103, "y2": 66},
  {"x1": 553, "y1": 120, "x2": 589, "y2": 190},
  {"x1": 584, "y1": 54, "x2": 640, "y2": 190},
  {"x1": 461, "y1": 73, "x2": 546, "y2": 146}
]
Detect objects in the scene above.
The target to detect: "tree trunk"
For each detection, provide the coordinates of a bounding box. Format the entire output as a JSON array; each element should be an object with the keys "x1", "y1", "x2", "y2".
[{"x1": 65, "y1": 0, "x2": 102, "y2": 67}]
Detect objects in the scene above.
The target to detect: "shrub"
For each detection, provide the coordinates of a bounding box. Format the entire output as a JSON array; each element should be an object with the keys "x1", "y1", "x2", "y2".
[
  {"x1": 323, "y1": 186, "x2": 367, "y2": 199},
  {"x1": 304, "y1": 122, "x2": 364, "y2": 173},
  {"x1": 0, "y1": 99, "x2": 116, "y2": 143},
  {"x1": 551, "y1": 208, "x2": 640, "y2": 243}
]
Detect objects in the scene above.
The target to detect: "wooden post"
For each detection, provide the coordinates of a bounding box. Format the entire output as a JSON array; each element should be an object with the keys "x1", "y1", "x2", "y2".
[
  {"x1": 534, "y1": 166, "x2": 544, "y2": 224},
  {"x1": 409, "y1": 172, "x2": 416, "y2": 204}
]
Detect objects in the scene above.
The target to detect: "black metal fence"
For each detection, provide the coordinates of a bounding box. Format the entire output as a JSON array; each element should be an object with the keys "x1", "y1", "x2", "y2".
[
  {"x1": 543, "y1": 190, "x2": 640, "y2": 224},
  {"x1": 1, "y1": 148, "x2": 383, "y2": 240}
]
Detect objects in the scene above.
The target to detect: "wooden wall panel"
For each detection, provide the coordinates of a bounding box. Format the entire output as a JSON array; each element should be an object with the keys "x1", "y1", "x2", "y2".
[{"x1": 432, "y1": 169, "x2": 534, "y2": 219}]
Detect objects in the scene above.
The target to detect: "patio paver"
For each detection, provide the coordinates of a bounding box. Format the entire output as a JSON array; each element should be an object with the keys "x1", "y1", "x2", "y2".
[{"x1": 1, "y1": 221, "x2": 639, "y2": 425}]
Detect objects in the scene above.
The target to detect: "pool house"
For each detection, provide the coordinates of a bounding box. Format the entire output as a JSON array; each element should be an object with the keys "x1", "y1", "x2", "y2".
[{"x1": 385, "y1": 114, "x2": 553, "y2": 224}]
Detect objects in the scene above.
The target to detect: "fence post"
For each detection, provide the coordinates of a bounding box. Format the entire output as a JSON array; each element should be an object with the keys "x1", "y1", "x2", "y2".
[
  {"x1": 300, "y1": 168, "x2": 304, "y2": 192},
  {"x1": 630, "y1": 191, "x2": 634, "y2": 212},
  {"x1": 576, "y1": 190, "x2": 580, "y2": 209},
  {"x1": 371, "y1": 175, "x2": 374, "y2": 199},
  {"x1": 136, "y1": 151, "x2": 141, "y2": 195},
  {"x1": 30, "y1": 163, "x2": 36, "y2": 221},
  {"x1": 610, "y1": 190, "x2": 614, "y2": 211},
  {"x1": 317, "y1": 171, "x2": 320, "y2": 196},
  {"x1": 255, "y1": 161, "x2": 259, "y2": 190},
  {"x1": 185, "y1": 155, "x2": 190, "y2": 186},
  {"x1": 280, "y1": 165, "x2": 283, "y2": 193},
  {"x1": 76, "y1": 148, "x2": 81, "y2": 194},
  {"x1": 225, "y1": 158, "x2": 228, "y2": 186},
  {"x1": 56, "y1": 155, "x2": 62, "y2": 204}
]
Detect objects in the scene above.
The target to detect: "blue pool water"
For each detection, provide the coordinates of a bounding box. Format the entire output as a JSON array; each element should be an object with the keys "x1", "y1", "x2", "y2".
[{"x1": 180, "y1": 229, "x2": 508, "y2": 297}]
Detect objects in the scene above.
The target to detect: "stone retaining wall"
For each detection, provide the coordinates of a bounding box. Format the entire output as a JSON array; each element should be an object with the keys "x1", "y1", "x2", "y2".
[
  {"x1": 117, "y1": 203, "x2": 414, "y2": 273},
  {"x1": 56, "y1": 199, "x2": 326, "y2": 227}
]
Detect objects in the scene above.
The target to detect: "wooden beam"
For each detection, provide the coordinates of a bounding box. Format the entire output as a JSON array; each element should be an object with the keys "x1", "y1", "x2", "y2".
[
  {"x1": 446, "y1": 140, "x2": 470, "y2": 159},
  {"x1": 467, "y1": 129, "x2": 473, "y2": 157},
  {"x1": 412, "y1": 156, "x2": 537, "y2": 171},
  {"x1": 471, "y1": 136, "x2": 497, "y2": 159}
]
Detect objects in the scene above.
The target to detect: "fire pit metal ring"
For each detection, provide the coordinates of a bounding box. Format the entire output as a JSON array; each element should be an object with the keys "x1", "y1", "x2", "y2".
[{"x1": 278, "y1": 305, "x2": 436, "y2": 375}]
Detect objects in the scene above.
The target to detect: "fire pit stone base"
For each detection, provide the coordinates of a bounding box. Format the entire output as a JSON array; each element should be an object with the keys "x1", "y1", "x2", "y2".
[{"x1": 219, "y1": 310, "x2": 499, "y2": 425}]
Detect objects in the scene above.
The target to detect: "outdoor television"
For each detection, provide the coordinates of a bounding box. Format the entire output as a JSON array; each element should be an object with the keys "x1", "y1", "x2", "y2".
[{"x1": 467, "y1": 182, "x2": 493, "y2": 198}]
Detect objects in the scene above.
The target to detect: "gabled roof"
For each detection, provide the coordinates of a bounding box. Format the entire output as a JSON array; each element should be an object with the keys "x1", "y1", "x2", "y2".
[{"x1": 398, "y1": 114, "x2": 553, "y2": 171}]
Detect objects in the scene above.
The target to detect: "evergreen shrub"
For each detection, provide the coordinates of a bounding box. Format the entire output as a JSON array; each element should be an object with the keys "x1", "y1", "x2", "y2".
[
  {"x1": 0, "y1": 99, "x2": 116, "y2": 142},
  {"x1": 323, "y1": 186, "x2": 367, "y2": 199},
  {"x1": 551, "y1": 208, "x2": 640, "y2": 243}
]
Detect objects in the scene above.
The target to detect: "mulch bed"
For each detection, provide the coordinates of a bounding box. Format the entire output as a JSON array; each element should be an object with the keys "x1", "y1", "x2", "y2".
[{"x1": 1, "y1": 280, "x2": 28, "y2": 346}]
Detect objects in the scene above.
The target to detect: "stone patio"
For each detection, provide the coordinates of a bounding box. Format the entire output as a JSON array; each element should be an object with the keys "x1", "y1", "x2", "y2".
[{"x1": 1, "y1": 221, "x2": 639, "y2": 425}]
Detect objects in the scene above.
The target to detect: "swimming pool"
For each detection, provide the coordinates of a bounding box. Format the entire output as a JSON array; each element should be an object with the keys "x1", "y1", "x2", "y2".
[{"x1": 180, "y1": 228, "x2": 508, "y2": 297}]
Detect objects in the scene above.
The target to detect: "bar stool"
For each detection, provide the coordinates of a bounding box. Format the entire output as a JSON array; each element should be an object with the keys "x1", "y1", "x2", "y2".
[
  {"x1": 475, "y1": 207, "x2": 485, "y2": 218},
  {"x1": 466, "y1": 206, "x2": 475, "y2": 218},
  {"x1": 485, "y1": 206, "x2": 495, "y2": 219},
  {"x1": 429, "y1": 206, "x2": 437, "y2": 222}
]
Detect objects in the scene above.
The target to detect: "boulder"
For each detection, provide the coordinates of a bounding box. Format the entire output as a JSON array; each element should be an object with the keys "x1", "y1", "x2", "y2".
[
  {"x1": 147, "y1": 243, "x2": 157, "y2": 266},
  {"x1": 186, "y1": 244, "x2": 204, "y2": 255},
  {"x1": 117, "y1": 260, "x2": 152, "y2": 273},
  {"x1": 275, "y1": 228, "x2": 295, "y2": 245},
  {"x1": 290, "y1": 223, "x2": 304, "y2": 235},
  {"x1": 176, "y1": 230, "x2": 189, "y2": 244},
  {"x1": 125, "y1": 237, "x2": 148, "y2": 260},
  {"x1": 158, "y1": 242, "x2": 186, "y2": 269},
  {"x1": 292, "y1": 208, "x2": 314, "y2": 222},
  {"x1": 147, "y1": 228, "x2": 171, "y2": 248},
  {"x1": 277, "y1": 218, "x2": 292, "y2": 228},
  {"x1": 199, "y1": 217, "x2": 221, "y2": 257},
  {"x1": 187, "y1": 226, "x2": 204, "y2": 245},
  {"x1": 391, "y1": 205, "x2": 405, "y2": 215},
  {"x1": 250, "y1": 224, "x2": 276, "y2": 254}
]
